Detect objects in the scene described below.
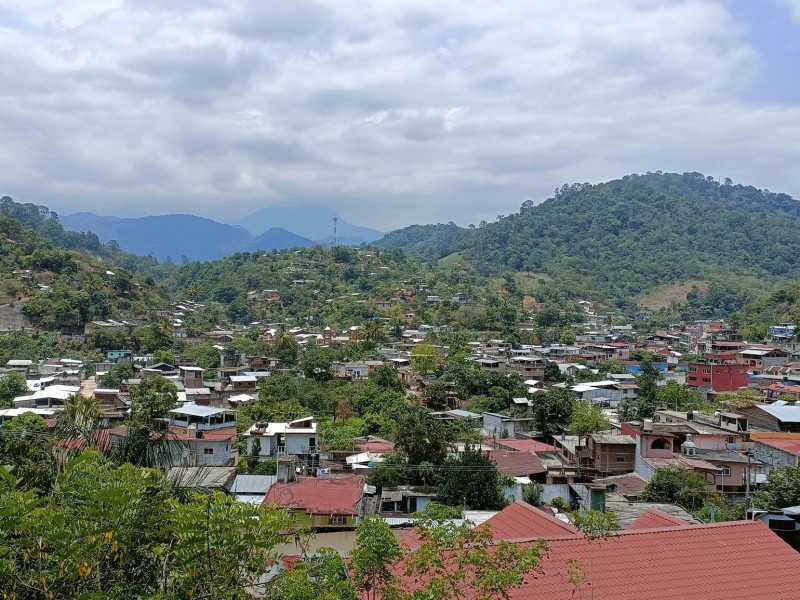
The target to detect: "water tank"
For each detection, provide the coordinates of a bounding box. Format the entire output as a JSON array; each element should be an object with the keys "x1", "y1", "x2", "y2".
[{"x1": 642, "y1": 418, "x2": 654, "y2": 432}]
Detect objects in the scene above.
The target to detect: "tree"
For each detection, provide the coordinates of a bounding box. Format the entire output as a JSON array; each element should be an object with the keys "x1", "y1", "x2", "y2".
[
  {"x1": 349, "y1": 516, "x2": 403, "y2": 600},
  {"x1": 422, "y1": 381, "x2": 448, "y2": 410},
  {"x1": 101, "y1": 362, "x2": 134, "y2": 389},
  {"x1": 544, "y1": 360, "x2": 562, "y2": 382},
  {"x1": 0, "y1": 371, "x2": 29, "y2": 408},
  {"x1": 302, "y1": 346, "x2": 334, "y2": 382},
  {"x1": 129, "y1": 375, "x2": 178, "y2": 421},
  {"x1": 368, "y1": 364, "x2": 404, "y2": 392},
  {"x1": 264, "y1": 548, "x2": 356, "y2": 600},
  {"x1": 438, "y1": 446, "x2": 508, "y2": 510},
  {"x1": 152, "y1": 348, "x2": 175, "y2": 365},
  {"x1": 60, "y1": 394, "x2": 102, "y2": 438},
  {"x1": 409, "y1": 344, "x2": 441, "y2": 377},
  {"x1": 639, "y1": 466, "x2": 716, "y2": 511},
  {"x1": 532, "y1": 387, "x2": 574, "y2": 438},
  {"x1": 656, "y1": 381, "x2": 706, "y2": 412},
  {"x1": 390, "y1": 404, "x2": 452, "y2": 466},
  {"x1": 754, "y1": 464, "x2": 800, "y2": 509},
  {"x1": 569, "y1": 400, "x2": 610, "y2": 436}
]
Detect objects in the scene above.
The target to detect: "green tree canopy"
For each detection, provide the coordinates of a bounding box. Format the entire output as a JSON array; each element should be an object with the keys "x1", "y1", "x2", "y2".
[
  {"x1": 129, "y1": 375, "x2": 178, "y2": 421},
  {"x1": 0, "y1": 372, "x2": 29, "y2": 409}
]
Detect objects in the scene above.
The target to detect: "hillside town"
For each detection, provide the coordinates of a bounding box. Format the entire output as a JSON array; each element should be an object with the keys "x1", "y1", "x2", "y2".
[{"x1": 5, "y1": 286, "x2": 800, "y2": 597}]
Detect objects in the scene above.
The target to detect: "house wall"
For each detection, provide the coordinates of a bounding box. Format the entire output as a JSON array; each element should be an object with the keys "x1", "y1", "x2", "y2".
[
  {"x1": 753, "y1": 441, "x2": 799, "y2": 472},
  {"x1": 592, "y1": 443, "x2": 635, "y2": 474},
  {"x1": 246, "y1": 435, "x2": 275, "y2": 456},
  {"x1": 541, "y1": 483, "x2": 572, "y2": 505},
  {"x1": 285, "y1": 433, "x2": 316, "y2": 454},
  {"x1": 192, "y1": 440, "x2": 233, "y2": 467}
]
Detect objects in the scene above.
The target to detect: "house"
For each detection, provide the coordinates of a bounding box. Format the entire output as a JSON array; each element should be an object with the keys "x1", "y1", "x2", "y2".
[
  {"x1": 738, "y1": 404, "x2": 800, "y2": 433},
  {"x1": 106, "y1": 350, "x2": 133, "y2": 363},
  {"x1": 5, "y1": 360, "x2": 33, "y2": 376},
  {"x1": 482, "y1": 412, "x2": 537, "y2": 439},
  {"x1": 586, "y1": 433, "x2": 636, "y2": 476},
  {"x1": 687, "y1": 361, "x2": 747, "y2": 391},
  {"x1": 173, "y1": 429, "x2": 237, "y2": 467},
  {"x1": 390, "y1": 500, "x2": 800, "y2": 600},
  {"x1": 332, "y1": 361, "x2": 370, "y2": 380},
  {"x1": 264, "y1": 475, "x2": 364, "y2": 529},
  {"x1": 751, "y1": 433, "x2": 800, "y2": 472},
  {"x1": 738, "y1": 345, "x2": 791, "y2": 372},
  {"x1": 13, "y1": 385, "x2": 81, "y2": 409},
  {"x1": 167, "y1": 404, "x2": 237, "y2": 433},
  {"x1": 178, "y1": 366, "x2": 204, "y2": 388},
  {"x1": 243, "y1": 416, "x2": 318, "y2": 459},
  {"x1": 381, "y1": 486, "x2": 437, "y2": 514},
  {"x1": 228, "y1": 374, "x2": 257, "y2": 392}
]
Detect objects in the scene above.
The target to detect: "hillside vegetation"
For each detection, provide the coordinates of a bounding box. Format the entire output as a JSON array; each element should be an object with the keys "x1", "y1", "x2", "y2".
[
  {"x1": 376, "y1": 172, "x2": 800, "y2": 313},
  {"x1": 0, "y1": 207, "x2": 164, "y2": 330}
]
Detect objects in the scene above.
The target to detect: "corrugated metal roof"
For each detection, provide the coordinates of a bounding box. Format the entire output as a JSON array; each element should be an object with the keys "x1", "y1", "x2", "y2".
[
  {"x1": 169, "y1": 404, "x2": 229, "y2": 417},
  {"x1": 231, "y1": 474, "x2": 277, "y2": 494}
]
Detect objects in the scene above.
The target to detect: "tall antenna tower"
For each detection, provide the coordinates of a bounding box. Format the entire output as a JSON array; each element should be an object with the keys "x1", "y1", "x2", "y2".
[{"x1": 332, "y1": 214, "x2": 338, "y2": 246}]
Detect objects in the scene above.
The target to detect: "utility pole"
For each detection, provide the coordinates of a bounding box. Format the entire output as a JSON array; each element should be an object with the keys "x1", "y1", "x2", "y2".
[
  {"x1": 745, "y1": 450, "x2": 753, "y2": 516},
  {"x1": 332, "y1": 214, "x2": 338, "y2": 247}
]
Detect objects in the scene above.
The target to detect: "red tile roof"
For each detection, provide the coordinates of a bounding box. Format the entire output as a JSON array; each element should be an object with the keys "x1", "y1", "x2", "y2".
[
  {"x1": 488, "y1": 450, "x2": 547, "y2": 476},
  {"x1": 625, "y1": 508, "x2": 689, "y2": 530},
  {"x1": 492, "y1": 439, "x2": 555, "y2": 453},
  {"x1": 389, "y1": 518, "x2": 800, "y2": 600},
  {"x1": 265, "y1": 476, "x2": 363, "y2": 515}
]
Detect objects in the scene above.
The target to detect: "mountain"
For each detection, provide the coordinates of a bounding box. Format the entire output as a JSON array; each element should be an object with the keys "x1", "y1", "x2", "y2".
[
  {"x1": 60, "y1": 213, "x2": 315, "y2": 262},
  {"x1": 236, "y1": 204, "x2": 384, "y2": 244},
  {"x1": 375, "y1": 171, "x2": 800, "y2": 315}
]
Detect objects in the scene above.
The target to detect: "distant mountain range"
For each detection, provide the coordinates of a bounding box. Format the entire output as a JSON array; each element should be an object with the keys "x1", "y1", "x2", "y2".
[
  {"x1": 59, "y1": 207, "x2": 383, "y2": 262},
  {"x1": 236, "y1": 204, "x2": 384, "y2": 245}
]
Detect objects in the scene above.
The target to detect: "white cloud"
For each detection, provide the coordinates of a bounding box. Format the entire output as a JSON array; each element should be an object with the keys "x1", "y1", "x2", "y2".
[{"x1": 0, "y1": 0, "x2": 796, "y2": 230}]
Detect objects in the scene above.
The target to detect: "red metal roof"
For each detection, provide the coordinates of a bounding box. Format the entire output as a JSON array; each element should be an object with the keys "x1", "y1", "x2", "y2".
[
  {"x1": 388, "y1": 518, "x2": 800, "y2": 600},
  {"x1": 482, "y1": 500, "x2": 579, "y2": 540},
  {"x1": 488, "y1": 450, "x2": 547, "y2": 476},
  {"x1": 265, "y1": 476, "x2": 363, "y2": 515},
  {"x1": 492, "y1": 439, "x2": 555, "y2": 453},
  {"x1": 755, "y1": 438, "x2": 800, "y2": 456},
  {"x1": 354, "y1": 440, "x2": 395, "y2": 453},
  {"x1": 626, "y1": 508, "x2": 689, "y2": 530},
  {"x1": 401, "y1": 501, "x2": 578, "y2": 550}
]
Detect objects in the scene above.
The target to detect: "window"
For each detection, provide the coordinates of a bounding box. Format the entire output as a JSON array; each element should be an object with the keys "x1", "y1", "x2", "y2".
[
  {"x1": 616, "y1": 456, "x2": 626, "y2": 463},
  {"x1": 719, "y1": 466, "x2": 731, "y2": 476},
  {"x1": 702, "y1": 367, "x2": 712, "y2": 374},
  {"x1": 702, "y1": 377, "x2": 711, "y2": 383},
  {"x1": 727, "y1": 436, "x2": 735, "y2": 444},
  {"x1": 203, "y1": 448, "x2": 214, "y2": 455},
  {"x1": 328, "y1": 515, "x2": 347, "y2": 526}
]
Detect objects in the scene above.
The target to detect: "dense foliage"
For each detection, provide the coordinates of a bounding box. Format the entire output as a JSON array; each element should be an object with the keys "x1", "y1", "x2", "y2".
[{"x1": 377, "y1": 171, "x2": 800, "y2": 314}]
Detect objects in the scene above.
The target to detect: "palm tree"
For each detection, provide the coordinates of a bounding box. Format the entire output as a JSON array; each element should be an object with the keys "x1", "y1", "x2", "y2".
[{"x1": 60, "y1": 394, "x2": 102, "y2": 440}]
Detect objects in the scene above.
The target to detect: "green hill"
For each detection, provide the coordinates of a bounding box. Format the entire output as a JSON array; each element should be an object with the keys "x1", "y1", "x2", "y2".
[
  {"x1": 0, "y1": 209, "x2": 164, "y2": 331},
  {"x1": 376, "y1": 172, "x2": 800, "y2": 314}
]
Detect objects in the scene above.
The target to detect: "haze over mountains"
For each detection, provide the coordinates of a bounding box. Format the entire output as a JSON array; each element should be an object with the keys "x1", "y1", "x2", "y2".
[{"x1": 59, "y1": 206, "x2": 383, "y2": 262}]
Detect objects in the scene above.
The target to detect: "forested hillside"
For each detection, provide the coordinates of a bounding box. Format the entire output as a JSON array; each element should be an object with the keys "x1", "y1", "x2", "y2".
[
  {"x1": 162, "y1": 245, "x2": 520, "y2": 334},
  {"x1": 0, "y1": 208, "x2": 164, "y2": 330},
  {"x1": 376, "y1": 172, "x2": 800, "y2": 313}
]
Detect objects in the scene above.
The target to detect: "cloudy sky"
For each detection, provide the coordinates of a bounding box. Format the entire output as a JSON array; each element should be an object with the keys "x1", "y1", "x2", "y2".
[{"x1": 1, "y1": 0, "x2": 799, "y2": 231}]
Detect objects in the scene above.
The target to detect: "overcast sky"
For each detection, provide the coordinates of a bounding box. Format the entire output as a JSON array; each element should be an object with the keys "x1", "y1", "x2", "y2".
[{"x1": 1, "y1": 0, "x2": 799, "y2": 231}]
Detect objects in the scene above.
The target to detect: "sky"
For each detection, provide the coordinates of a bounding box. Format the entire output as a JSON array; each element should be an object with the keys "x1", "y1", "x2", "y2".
[{"x1": 1, "y1": 0, "x2": 799, "y2": 231}]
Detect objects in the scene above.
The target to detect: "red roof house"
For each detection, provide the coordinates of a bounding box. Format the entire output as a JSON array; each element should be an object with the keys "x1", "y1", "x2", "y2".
[
  {"x1": 388, "y1": 501, "x2": 800, "y2": 599},
  {"x1": 265, "y1": 476, "x2": 364, "y2": 529}
]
